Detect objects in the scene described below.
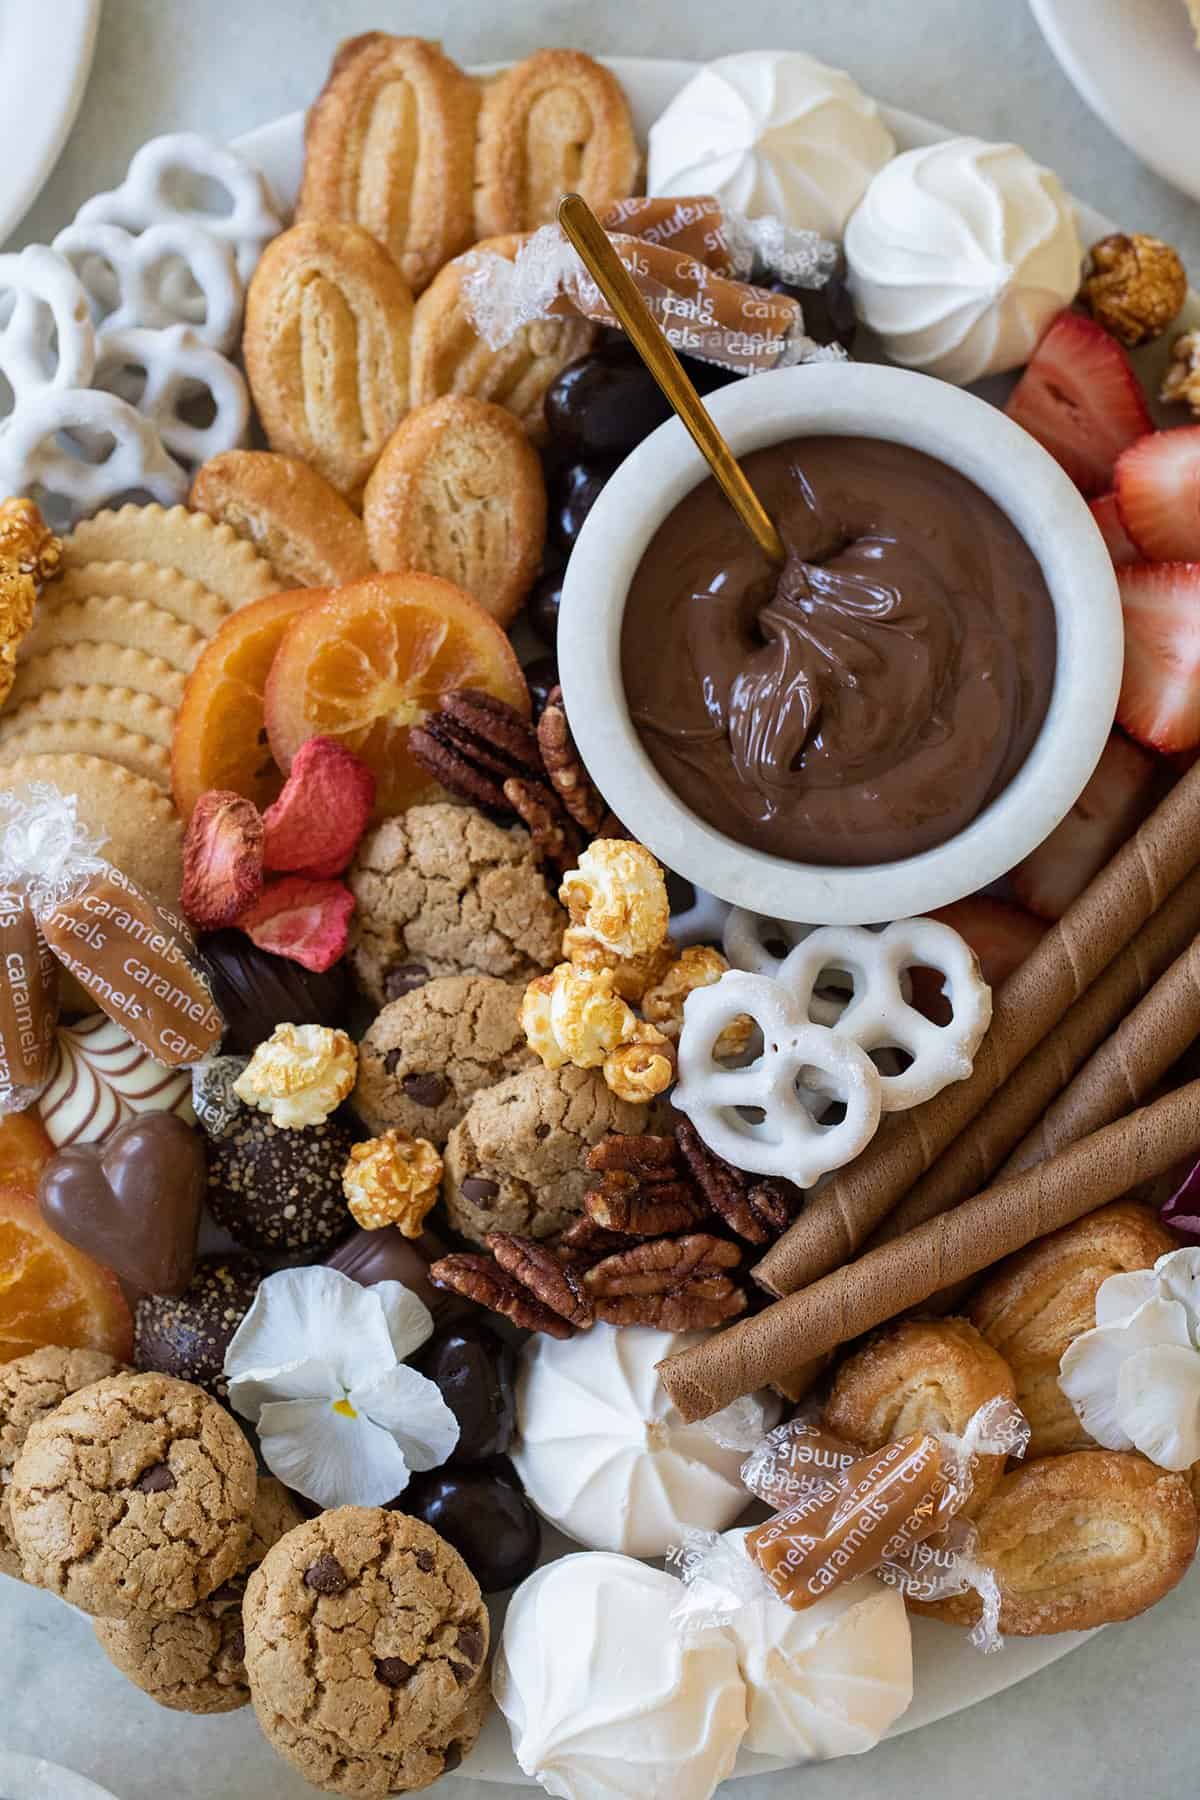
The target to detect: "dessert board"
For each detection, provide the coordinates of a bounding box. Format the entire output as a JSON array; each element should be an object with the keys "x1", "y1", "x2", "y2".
[
  {"x1": 0, "y1": 0, "x2": 100, "y2": 242},
  {"x1": 3, "y1": 52, "x2": 1195, "y2": 1800}
]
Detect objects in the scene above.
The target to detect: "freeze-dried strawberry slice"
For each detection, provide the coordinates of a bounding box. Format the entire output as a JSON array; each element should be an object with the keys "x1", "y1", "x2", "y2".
[
  {"x1": 235, "y1": 877, "x2": 354, "y2": 973},
  {"x1": 180, "y1": 790, "x2": 264, "y2": 929},
  {"x1": 261, "y1": 736, "x2": 376, "y2": 879}
]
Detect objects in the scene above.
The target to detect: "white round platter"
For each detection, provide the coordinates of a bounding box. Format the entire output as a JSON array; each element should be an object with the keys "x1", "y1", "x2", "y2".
[
  {"x1": 1030, "y1": 0, "x2": 1200, "y2": 204},
  {"x1": 0, "y1": 0, "x2": 100, "y2": 245}
]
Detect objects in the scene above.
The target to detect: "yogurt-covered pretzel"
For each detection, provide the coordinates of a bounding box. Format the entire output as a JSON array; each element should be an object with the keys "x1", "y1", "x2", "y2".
[
  {"x1": 675, "y1": 966, "x2": 882, "y2": 1182},
  {"x1": 53, "y1": 219, "x2": 243, "y2": 351},
  {"x1": 775, "y1": 920, "x2": 992, "y2": 1110},
  {"x1": 0, "y1": 246, "x2": 95, "y2": 413},
  {"x1": 75, "y1": 132, "x2": 282, "y2": 286},
  {"x1": 0, "y1": 388, "x2": 186, "y2": 526},
  {"x1": 94, "y1": 325, "x2": 249, "y2": 468}
]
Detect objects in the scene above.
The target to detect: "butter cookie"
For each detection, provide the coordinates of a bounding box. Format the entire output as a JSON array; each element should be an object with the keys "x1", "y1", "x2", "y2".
[{"x1": 190, "y1": 450, "x2": 374, "y2": 588}]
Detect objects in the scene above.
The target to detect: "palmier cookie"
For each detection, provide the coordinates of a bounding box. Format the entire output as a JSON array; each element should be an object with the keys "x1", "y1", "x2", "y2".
[
  {"x1": 243, "y1": 219, "x2": 412, "y2": 499},
  {"x1": 969, "y1": 1200, "x2": 1178, "y2": 1458},
  {"x1": 475, "y1": 50, "x2": 639, "y2": 237},
  {"x1": 298, "y1": 33, "x2": 479, "y2": 295},
  {"x1": 191, "y1": 451, "x2": 374, "y2": 588},
  {"x1": 914, "y1": 1450, "x2": 1198, "y2": 1635},
  {"x1": 410, "y1": 234, "x2": 597, "y2": 444},
  {"x1": 363, "y1": 398, "x2": 546, "y2": 624},
  {"x1": 823, "y1": 1316, "x2": 1016, "y2": 1513}
]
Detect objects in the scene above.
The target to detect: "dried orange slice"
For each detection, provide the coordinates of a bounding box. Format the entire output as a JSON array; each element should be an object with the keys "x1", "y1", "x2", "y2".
[
  {"x1": 0, "y1": 1113, "x2": 54, "y2": 1195},
  {"x1": 171, "y1": 587, "x2": 327, "y2": 819},
  {"x1": 0, "y1": 1185, "x2": 134, "y2": 1363},
  {"x1": 264, "y1": 571, "x2": 530, "y2": 818}
]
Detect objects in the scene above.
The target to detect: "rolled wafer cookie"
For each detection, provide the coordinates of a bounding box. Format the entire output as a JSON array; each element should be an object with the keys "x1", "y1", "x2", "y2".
[
  {"x1": 298, "y1": 33, "x2": 479, "y2": 294},
  {"x1": 63, "y1": 505, "x2": 278, "y2": 607},
  {"x1": 53, "y1": 560, "x2": 230, "y2": 638},
  {"x1": 474, "y1": 50, "x2": 638, "y2": 237},
  {"x1": 657, "y1": 1076, "x2": 1200, "y2": 1421},
  {"x1": 754, "y1": 757, "x2": 1200, "y2": 1299},
  {"x1": 868, "y1": 863, "x2": 1200, "y2": 1250},
  {"x1": 189, "y1": 452, "x2": 373, "y2": 588}
]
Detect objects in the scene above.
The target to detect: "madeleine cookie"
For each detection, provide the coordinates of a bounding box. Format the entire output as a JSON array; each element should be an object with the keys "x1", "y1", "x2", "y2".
[
  {"x1": 0, "y1": 719, "x2": 171, "y2": 792},
  {"x1": 363, "y1": 398, "x2": 546, "y2": 623},
  {"x1": 475, "y1": 50, "x2": 638, "y2": 236},
  {"x1": 0, "y1": 685, "x2": 174, "y2": 750},
  {"x1": 298, "y1": 33, "x2": 479, "y2": 296},
  {"x1": 410, "y1": 234, "x2": 597, "y2": 444},
  {"x1": 19, "y1": 594, "x2": 205, "y2": 674},
  {"x1": 0, "y1": 754, "x2": 183, "y2": 908},
  {"x1": 64, "y1": 505, "x2": 279, "y2": 608},
  {"x1": 915, "y1": 1451, "x2": 1198, "y2": 1635},
  {"x1": 190, "y1": 451, "x2": 374, "y2": 588},
  {"x1": 823, "y1": 1317, "x2": 1016, "y2": 1512},
  {"x1": 9, "y1": 644, "x2": 187, "y2": 713},
  {"x1": 244, "y1": 219, "x2": 413, "y2": 499},
  {"x1": 54, "y1": 561, "x2": 230, "y2": 638},
  {"x1": 969, "y1": 1201, "x2": 1179, "y2": 1457}
]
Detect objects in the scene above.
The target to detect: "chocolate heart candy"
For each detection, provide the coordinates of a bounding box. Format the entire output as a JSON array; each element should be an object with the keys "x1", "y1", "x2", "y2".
[{"x1": 38, "y1": 1112, "x2": 205, "y2": 1296}]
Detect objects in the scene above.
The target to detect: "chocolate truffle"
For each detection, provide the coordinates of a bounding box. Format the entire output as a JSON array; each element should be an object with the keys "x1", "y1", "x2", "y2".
[
  {"x1": 327, "y1": 1225, "x2": 466, "y2": 1321},
  {"x1": 134, "y1": 1255, "x2": 264, "y2": 1401},
  {"x1": 207, "y1": 1104, "x2": 355, "y2": 1254},
  {"x1": 198, "y1": 931, "x2": 351, "y2": 1056}
]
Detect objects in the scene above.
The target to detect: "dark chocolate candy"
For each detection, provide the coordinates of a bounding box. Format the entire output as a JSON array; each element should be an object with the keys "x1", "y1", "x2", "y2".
[
  {"x1": 327, "y1": 1225, "x2": 466, "y2": 1322},
  {"x1": 414, "y1": 1318, "x2": 516, "y2": 1464},
  {"x1": 38, "y1": 1113, "x2": 205, "y2": 1297},
  {"x1": 207, "y1": 1107, "x2": 354, "y2": 1255},
  {"x1": 401, "y1": 1460, "x2": 540, "y2": 1594},
  {"x1": 134, "y1": 1253, "x2": 264, "y2": 1401},
  {"x1": 198, "y1": 931, "x2": 350, "y2": 1056}
]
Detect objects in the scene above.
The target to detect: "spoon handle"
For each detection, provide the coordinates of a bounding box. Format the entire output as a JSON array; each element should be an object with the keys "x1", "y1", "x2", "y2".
[{"x1": 557, "y1": 193, "x2": 787, "y2": 566}]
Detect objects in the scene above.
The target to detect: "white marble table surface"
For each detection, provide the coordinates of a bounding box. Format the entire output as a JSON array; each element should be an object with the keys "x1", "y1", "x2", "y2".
[{"x1": 4, "y1": 3, "x2": 1199, "y2": 1798}]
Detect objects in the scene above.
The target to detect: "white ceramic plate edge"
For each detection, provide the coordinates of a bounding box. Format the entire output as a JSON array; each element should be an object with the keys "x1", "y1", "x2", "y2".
[{"x1": 0, "y1": 0, "x2": 101, "y2": 245}]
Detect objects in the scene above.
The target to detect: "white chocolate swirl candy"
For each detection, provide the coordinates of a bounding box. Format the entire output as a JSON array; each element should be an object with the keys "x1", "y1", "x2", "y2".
[{"x1": 38, "y1": 1013, "x2": 195, "y2": 1146}]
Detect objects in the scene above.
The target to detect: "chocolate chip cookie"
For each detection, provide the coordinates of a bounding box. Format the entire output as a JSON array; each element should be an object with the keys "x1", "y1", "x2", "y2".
[
  {"x1": 8, "y1": 1371, "x2": 257, "y2": 1618},
  {"x1": 443, "y1": 1061, "x2": 668, "y2": 1245},
  {"x1": 353, "y1": 974, "x2": 535, "y2": 1146},
  {"x1": 94, "y1": 1477, "x2": 303, "y2": 1714},
  {"x1": 244, "y1": 1506, "x2": 490, "y2": 1798},
  {"x1": 348, "y1": 802, "x2": 565, "y2": 1006},
  {"x1": 0, "y1": 1345, "x2": 126, "y2": 1581}
]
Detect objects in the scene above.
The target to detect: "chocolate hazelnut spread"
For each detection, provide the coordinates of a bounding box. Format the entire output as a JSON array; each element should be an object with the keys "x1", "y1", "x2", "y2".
[{"x1": 621, "y1": 436, "x2": 1056, "y2": 866}]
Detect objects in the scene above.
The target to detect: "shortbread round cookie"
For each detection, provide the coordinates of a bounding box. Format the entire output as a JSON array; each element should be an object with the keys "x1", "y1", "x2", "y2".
[
  {"x1": 0, "y1": 684, "x2": 175, "y2": 750},
  {"x1": 0, "y1": 753, "x2": 183, "y2": 907},
  {"x1": 244, "y1": 219, "x2": 413, "y2": 499},
  {"x1": 364, "y1": 398, "x2": 546, "y2": 624},
  {"x1": 8, "y1": 1371, "x2": 256, "y2": 1619},
  {"x1": 298, "y1": 32, "x2": 480, "y2": 294},
  {"x1": 19, "y1": 594, "x2": 204, "y2": 673},
  {"x1": 64, "y1": 504, "x2": 279, "y2": 607},
  {"x1": 410, "y1": 235, "x2": 597, "y2": 444},
  {"x1": 8, "y1": 644, "x2": 186, "y2": 712},
  {"x1": 190, "y1": 451, "x2": 374, "y2": 588},
  {"x1": 475, "y1": 50, "x2": 638, "y2": 237},
  {"x1": 0, "y1": 719, "x2": 171, "y2": 791},
  {"x1": 55, "y1": 560, "x2": 230, "y2": 637}
]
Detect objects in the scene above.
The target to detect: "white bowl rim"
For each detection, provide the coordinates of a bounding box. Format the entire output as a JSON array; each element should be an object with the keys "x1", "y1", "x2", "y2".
[{"x1": 558, "y1": 361, "x2": 1123, "y2": 924}]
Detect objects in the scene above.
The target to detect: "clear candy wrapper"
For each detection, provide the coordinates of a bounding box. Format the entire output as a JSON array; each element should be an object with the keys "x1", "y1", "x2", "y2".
[
  {"x1": 0, "y1": 792, "x2": 60, "y2": 1113},
  {"x1": 460, "y1": 196, "x2": 846, "y2": 377},
  {"x1": 676, "y1": 1397, "x2": 1028, "y2": 1654},
  {"x1": 0, "y1": 784, "x2": 223, "y2": 1071}
]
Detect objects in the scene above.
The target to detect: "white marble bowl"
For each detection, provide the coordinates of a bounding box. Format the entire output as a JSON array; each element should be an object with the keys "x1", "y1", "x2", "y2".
[{"x1": 558, "y1": 361, "x2": 1122, "y2": 923}]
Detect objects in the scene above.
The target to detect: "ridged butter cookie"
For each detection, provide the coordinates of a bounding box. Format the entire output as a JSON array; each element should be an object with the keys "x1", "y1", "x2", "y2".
[
  {"x1": 64, "y1": 505, "x2": 278, "y2": 608},
  {"x1": 54, "y1": 560, "x2": 231, "y2": 638},
  {"x1": 0, "y1": 718, "x2": 172, "y2": 792}
]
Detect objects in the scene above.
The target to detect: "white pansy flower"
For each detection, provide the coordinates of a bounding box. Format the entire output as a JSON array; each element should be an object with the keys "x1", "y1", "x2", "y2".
[
  {"x1": 1059, "y1": 1246, "x2": 1200, "y2": 1470},
  {"x1": 223, "y1": 1266, "x2": 459, "y2": 1508}
]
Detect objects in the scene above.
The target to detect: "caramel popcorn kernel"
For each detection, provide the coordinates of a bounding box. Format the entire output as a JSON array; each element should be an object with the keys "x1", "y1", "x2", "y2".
[
  {"x1": 1162, "y1": 330, "x2": 1200, "y2": 418},
  {"x1": 343, "y1": 1129, "x2": 443, "y2": 1234},
  {"x1": 558, "y1": 839, "x2": 670, "y2": 959},
  {"x1": 521, "y1": 963, "x2": 637, "y2": 1070},
  {"x1": 1081, "y1": 233, "x2": 1187, "y2": 347},
  {"x1": 234, "y1": 1023, "x2": 357, "y2": 1129}
]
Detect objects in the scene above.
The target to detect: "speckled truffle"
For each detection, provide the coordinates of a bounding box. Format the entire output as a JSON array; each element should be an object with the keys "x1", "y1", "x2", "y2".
[
  {"x1": 206, "y1": 1104, "x2": 355, "y2": 1254},
  {"x1": 134, "y1": 1256, "x2": 265, "y2": 1402}
]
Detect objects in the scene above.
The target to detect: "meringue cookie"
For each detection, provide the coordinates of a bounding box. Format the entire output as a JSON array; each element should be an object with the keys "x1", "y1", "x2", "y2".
[
  {"x1": 494, "y1": 1553, "x2": 747, "y2": 1800},
  {"x1": 647, "y1": 50, "x2": 896, "y2": 238},
  {"x1": 511, "y1": 1324, "x2": 778, "y2": 1557},
  {"x1": 844, "y1": 136, "x2": 1082, "y2": 384}
]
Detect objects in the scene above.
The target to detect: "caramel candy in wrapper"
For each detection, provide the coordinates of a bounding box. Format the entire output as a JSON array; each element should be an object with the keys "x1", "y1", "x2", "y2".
[
  {"x1": 0, "y1": 890, "x2": 58, "y2": 1110},
  {"x1": 600, "y1": 196, "x2": 737, "y2": 274},
  {"x1": 39, "y1": 866, "x2": 223, "y2": 1068},
  {"x1": 740, "y1": 1418, "x2": 862, "y2": 1511}
]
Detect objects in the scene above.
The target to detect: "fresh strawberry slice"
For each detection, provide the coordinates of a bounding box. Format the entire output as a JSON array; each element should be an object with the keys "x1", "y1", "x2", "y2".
[
  {"x1": 1089, "y1": 492, "x2": 1139, "y2": 567},
  {"x1": 1005, "y1": 311, "x2": 1152, "y2": 496},
  {"x1": 1114, "y1": 428, "x2": 1200, "y2": 562},
  {"x1": 928, "y1": 897, "x2": 1047, "y2": 988},
  {"x1": 1011, "y1": 730, "x2": 1160, "y2": 920},
  {"x1": 1116, "y1": 562, "x2": 1200, "y2": 753}
]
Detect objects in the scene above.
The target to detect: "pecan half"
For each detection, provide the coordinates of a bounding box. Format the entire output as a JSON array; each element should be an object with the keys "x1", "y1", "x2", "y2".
[
  {"x1": 555, "y1": 1216, "x2": 641, "y2": 1264},
  {"x1": 487, "y1": 1231, "x2": 594, "y2": 1327},
  {"x1": 585, "y1": 1169, "x2": 710, "y2": 1236},
  {"x1": 538, "y1": 686, "x2": 610, "y2": 833},
  {"x1": 585, "y1": 1133, "x2": 680, "y2": 1177},
  {"x1": 583, "y1": 1231, "x2": 742, "y2": 1296},
  {"x1": 503, "y1": 774, "x2": 583, "y2": 874},
  {"x1": 592, "y1": 1277, "x2": 748, "y2": 1329},
  {"x1": 429, "y1": 1251, "x2": 575, "y2": 1338},
  {"x1": 410, "y1": 688, "x2": 543, "y2": 813},
  {"x1": 674, "y1": 1116, "x2": 798, "y2": 1244}
]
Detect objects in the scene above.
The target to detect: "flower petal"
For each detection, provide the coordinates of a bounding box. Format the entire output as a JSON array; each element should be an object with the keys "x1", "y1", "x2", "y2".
[
  {"x1": 257, "y1": 1398, "x2": 413, "y2": 1508},
  {"x1": 1151, "y1": 1247, "x2": 1200, "y2": 1339},
  {"x1": 1095, "y1": 1268, "x2": 1159, "y2": 1328},
  {"x1": 373, "y1": 1280, "x2": 435, "y2": 1363},
  {"x1": 224, "y1": 1266, "x2": 397, "y2": 1393},
  {"x1": 1116, "y1": 1343, "x2": 1200, "y2": 1470},
  {"x1": 1059, "y1": 1298, "x2": 1194, "y2": 1448},
  {"x1": 352, "y1": 1363, "x2": 460, "y2": 1472},
  {"x1": 227, "y1": 1356, "x2": 339, "y2": 1425}
]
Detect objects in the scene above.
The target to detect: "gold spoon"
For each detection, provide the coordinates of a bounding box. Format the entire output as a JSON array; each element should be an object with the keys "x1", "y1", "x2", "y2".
[{"x1": 557, "y1": 192, "x2": 787, "y2": 566}]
